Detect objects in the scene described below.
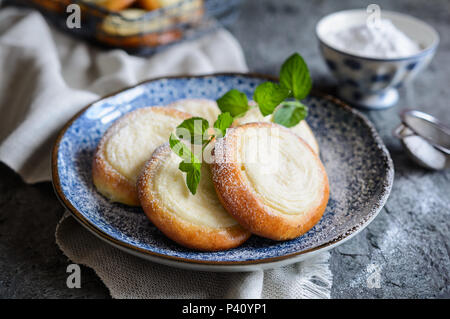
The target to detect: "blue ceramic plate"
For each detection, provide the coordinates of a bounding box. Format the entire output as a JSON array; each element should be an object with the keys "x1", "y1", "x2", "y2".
[{"x1": 52, "y1": 74, "x2": 394, "y2": 271}]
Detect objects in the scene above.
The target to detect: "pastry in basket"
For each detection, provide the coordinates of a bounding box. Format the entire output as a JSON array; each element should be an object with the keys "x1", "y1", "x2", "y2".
[
  {"x1": 92, "y1": 107, "x2": 191, "y2": 206},
  {"x1": 167, "y1": 99, "x2": 221, "y2": 126},
  {"x1": 138, "y1": 143, "x2": 251, "y2": 251},
  {"x1": 98, "y1": 8, "x2": 182, "y2": 47},
  {"x1": 211, "y1": 122, "x2": 329, "y2": 241},
  {"x1": 82, "y1": 0, "x2": 137, "y2": 12},
  {"x1": 233, "y1": 105, "x2": 320, "y2": 154},
  {"x1": 138, "y1": 0, "x2": 204, "y2": 24}
]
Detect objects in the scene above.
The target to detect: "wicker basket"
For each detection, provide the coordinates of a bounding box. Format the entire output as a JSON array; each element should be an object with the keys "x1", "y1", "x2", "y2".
[{"x1": 5, "y1": 0, "x2": 242, "y2": 55}]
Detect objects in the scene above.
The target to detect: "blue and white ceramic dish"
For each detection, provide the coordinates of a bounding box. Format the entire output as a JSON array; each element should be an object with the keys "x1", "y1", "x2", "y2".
[
  {"x1": 52, "y1": 74, "x2": 394, "y2": 272},
  {"x1": 316, "y1": 10, "x2": 439, "y2": 110}
]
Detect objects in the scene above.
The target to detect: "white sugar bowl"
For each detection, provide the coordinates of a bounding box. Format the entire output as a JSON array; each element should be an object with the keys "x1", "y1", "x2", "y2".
[{"x1": 316, "y1": 10, "x2": 439, "y2": 110}]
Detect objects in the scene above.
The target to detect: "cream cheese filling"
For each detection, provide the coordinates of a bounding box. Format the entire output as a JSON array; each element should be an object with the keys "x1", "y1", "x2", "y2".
[
  {"x1": 101, "y1": 9, "x2": 171, "y2": 36},
  {"x1": 233, "y1": 107, "x2": 319, "y2": 154},
  {"x1": 238, "y1": 126, "x2": 322, "y2": 215},
  {"x1": 104, "y1": 111, "x2": 182, "y2": 184},
  {"x1": 153, "y1": 151, "x2": 238, "y2": 228},
  {"x1": 170, "y1": 100, "x2": 221, "y2": 126}
]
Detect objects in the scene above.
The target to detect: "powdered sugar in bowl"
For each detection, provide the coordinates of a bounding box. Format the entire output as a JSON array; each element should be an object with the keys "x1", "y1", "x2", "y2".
[{"x1": 316, "y1": 9, "x2": 439, "y2": 109}]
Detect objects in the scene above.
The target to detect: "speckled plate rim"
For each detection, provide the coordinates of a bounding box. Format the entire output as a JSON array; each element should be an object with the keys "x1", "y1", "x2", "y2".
[{"x1": 51, "y1": 73, "x2": 394, "y2": 272}]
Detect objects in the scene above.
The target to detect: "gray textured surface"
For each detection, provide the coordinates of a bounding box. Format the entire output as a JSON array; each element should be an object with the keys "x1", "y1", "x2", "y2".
[{"x1": 0, "y1": 0, "x2": 449, "y2": 298}]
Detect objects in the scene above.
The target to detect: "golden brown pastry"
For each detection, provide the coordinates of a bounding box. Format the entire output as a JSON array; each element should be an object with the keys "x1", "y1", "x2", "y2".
[
  {"x1": 138, "y1": 0, "x2": 204, "y2": 24},
  {"x1": 82, "y1": 0, "x2": 137, "y2": 12},
  {"x1": 138, "y1": 143, "x2": 251, "y2": 251},
  {"x1": 92, "y1": 107, "x2": 191, "y2": 206},
  {"x1": 98, "y1": 8, "x2": 182, "y2": 48},
  {"x1": 211, "y1": 122, "x2": 329, "y2": 241}
]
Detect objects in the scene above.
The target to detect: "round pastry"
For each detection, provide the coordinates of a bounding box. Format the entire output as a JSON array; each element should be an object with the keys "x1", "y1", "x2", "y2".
[
  {"x1": 167, "y1": 99, "x2": 221, "y2": 126},
  {"x1": 211, "y1": 122, "x2": 329, "y2": 241},
  {"x1": 138, "y1": 143, "x2": 250, "y2": 251},
  {"x1": 82, "y1": 0, "x2": 137, "y2": 12},
  {"x1": 92, "y1": 107, "x2": 191, "y2": 206},
  {"x1": 98, "y1": 9, "x2": 182, "y2": 48},
  {"x1": 232, "y1": 106, "x2": 320, "y2": 154}
]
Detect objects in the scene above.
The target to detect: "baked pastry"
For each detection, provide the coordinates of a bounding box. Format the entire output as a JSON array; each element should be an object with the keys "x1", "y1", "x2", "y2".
[
  {"x1": 232, "y1": 106, "x2": 320, "y2": 154},
  {"x1": 98, "y1": 9, "x2": 182, "y2": 47},
  {"x1": 82, "y1": 0, "x2": 137, "y2": 12},
  {"x1": 167, "y1": 99, "x2": 221, "y2": 126},
  {"x1": 137, "y1": 0, "x2": 175, "y2": 10},
  {"x1": 138, "y1": 0, "x2": 204, "y2": 24},
  {"x1": 92, "y1": 107, "x2": 191, "y2": 206},
  {"x1": 138, "y1": 143, "x2": 250, "y2": 251},
  {"x1": 211, "y1": 122, "x2": 329, "y2": 241}
]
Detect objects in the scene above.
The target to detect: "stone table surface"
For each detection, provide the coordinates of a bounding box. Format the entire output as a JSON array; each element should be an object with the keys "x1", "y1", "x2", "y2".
[{"x1": 0, "y1": 0, "x2": 449, "y2": 299}]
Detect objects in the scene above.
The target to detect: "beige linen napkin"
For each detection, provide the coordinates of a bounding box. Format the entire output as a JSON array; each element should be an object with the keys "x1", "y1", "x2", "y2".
[{"x1": 0, "y1": 7, "x2": 332, "y2": 298}]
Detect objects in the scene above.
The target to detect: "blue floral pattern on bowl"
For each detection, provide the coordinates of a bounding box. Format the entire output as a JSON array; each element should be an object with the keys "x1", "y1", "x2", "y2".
[
  {"x1": 52, "y1": 74, "x2": 394, "y2": 270},
  {"x1": 320, "y1": 43, "x2": 436, "y2": 109}
]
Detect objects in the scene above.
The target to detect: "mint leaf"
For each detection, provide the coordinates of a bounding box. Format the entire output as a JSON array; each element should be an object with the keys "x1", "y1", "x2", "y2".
[
  {"x1": 273, "y1": 101, "x2": 308, "y2": 128},
  {"x1": 169, "y1": 133, "x2": 202, "y2": 195},
  {"x1": 213, "y1": 112, "x2": 233, "y2": 138},
  {"x1": 180, "y1": 160, "x2": 201, "y2": 195},
  {"x1": 216, "y1": 89, "x2": 249, "y2": 117},
  {"x1": 169, "y1": 133, "x2": 192, "y2": 162},
  {"x1": 253, "y1": 82, "x2": 290, "y2": 116},
  {"x1": 280, "y1": 53, "x2": 312, "y2": 100},
  {"x1": 176, "y1": 117, "x2": 210, "y2": 145}
]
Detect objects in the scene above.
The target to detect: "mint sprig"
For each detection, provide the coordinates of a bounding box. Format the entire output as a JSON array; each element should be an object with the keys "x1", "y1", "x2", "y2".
[
  {"x1": 170, "y1": 52, "x2": 312, "y2": 195},
  {"x1": 169, "y1": 112, "x2": 234, "y2": 195},
  {"x1": 216, "y1": 89, "x2": 249, "y2": 117},
  {"x1": 216, "y1": 52, "x2": 312, "y2": 128},
  {"x1": 213, "y1": 112, "x2": 233, "y2": 138},
  {"x1": 169, "y1": 133, "x2": 202, "y2": 195},
  {"x1": 176, "y1": 117, "x2": 210, "y2": 145},
  {"x1": 273, "y1": 101, "x2": 308, "y2": 128},
  {"x1": 253, "y1": 82, "x2": 290, "y2": 116},
  {"x1": 280, "y1": 53, "x2": 312, "y2": 100}
]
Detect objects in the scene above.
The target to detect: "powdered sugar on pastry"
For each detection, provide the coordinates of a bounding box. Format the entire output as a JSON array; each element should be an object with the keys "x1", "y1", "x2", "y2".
[
  {"x1": 104, "y1": 110, "x2": 182, "y2": 184},
  {"x1": 238, "y1": 126, "x2": 322, "y2": 215},
  {"x1": 138, "y1": 143, "x2": 250, "y2": 251},
  {"x1": 153, "y1": 150, "x2": 238, "y2": 228},
  {"x1": 211, "y1": 122, "x2": 329, "y2": 241},
  {"x1": 92, "y1": 107, "x2": 191, "y2": 206}
]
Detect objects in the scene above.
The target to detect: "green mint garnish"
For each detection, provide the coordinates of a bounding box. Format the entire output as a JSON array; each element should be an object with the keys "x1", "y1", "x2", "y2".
[
  {"x1": 171, "y1": 52, "x2": 312, "y2": 195},
  {"x1": 176, "y1": 117, "x2": 210, "y2": 145},
  {"x1": 253, "y1": 82, "x2": 290, "y2": 116},
  {"x1": 169, "y1": 112, "x2": 234, "y2": 195},
  {"x1": 169, "y1": 133, "x2": 202, "y2": 195},
  {"x1": 216, "y1": 89, "x2": 249, "y2": 117},
  {"x1": 273, "y1": 101, "x2": 308, "y2": 128},
  {"x1": 279, "y1": 53, "x2": 312, "y2": 100},
  {"x1": 213, "y1": 112, "x2": 234, "y2": 138},
  {"x1": 178, "y1": 160, "x2": 201, "y2": 195},
  {"x1": 216, "y1": 52, "x2": 312, "y2": 130}
]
